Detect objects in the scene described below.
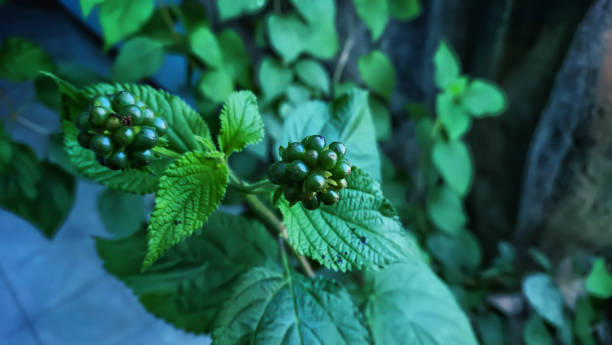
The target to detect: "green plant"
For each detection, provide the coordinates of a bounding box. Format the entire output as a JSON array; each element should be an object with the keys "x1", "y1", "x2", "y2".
[{"x1": 1, "y1": 0, "x2": 611, "y2": 344}]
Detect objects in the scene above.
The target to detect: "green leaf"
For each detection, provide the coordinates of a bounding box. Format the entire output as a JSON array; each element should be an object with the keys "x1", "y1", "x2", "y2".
[
  {"x1": 267, "y1": 0, "x2": 338, "y2": 63},
  {"x1": 212, "y1": 267, "x2": 370, "y2": 344},
  {"x1": 258, "y1": 57, "x2": 293, "y2": 100},
  {"x1": 97, "y1": 189, "x2": 145, "y2": 238},
  {"x1": 426, "y1": 184, "x2": 467, "y2": 234},
  {"x1": 189, "y1": 25, "x2": 223, "y2": 69},
  {"x1": 388, "y1": 0, "x2": 421, "y2": 20},
  {"x1": 0, "y1": 37, "x2": 55, "y2": 82},
  {"x1": 522, "y1": 273, "x2": 565, "y2": 327},
  {"x1": 279, "y1": 167, "x2": 418, "y2": 271},
  {"x1": 99, "y1": 0, "x2": 155, "y2": 49},
  {"x1": 0, "y1": 152, "x2": 75, "y2": 238},
  {"x1": 353, "y1": 0, "x2": 389, "y2": 40},
  {"x1": 217, "y1": 29, "x2": 252, "y2": 88},
  {"x1": 112, "y1": 37, "x2": 164, "y2": 82},
  {"x1": 474, "y1": 313, "x2": 507, "y2": 345},
  {"x1": 97, "y1": 212, "x2": 278, "y2": 333},
  {"x1": 218, "y1": 91, "x2": 264, "y2": 155},
  {"x1": 295, "y1": 59, "x2": 330, "y2": 95},
  {"x1": 462, "y1": 79, "x2": 506, "y2": 117},
  {"x1": 432, "y1": 139, "x2": 472, "y2": 196},
  {"x1": 586, "y1": 258, "x2": 612, "y2": 299},
  {"x1": 358, "y1": 50, "x2": 395, "y2": 100},
  {"x1": 434, "y1": 41, "x2": 461, "y2": 89},
  {"x1": 83, "y1": 82, "x2": 214, "y2": 153},
  {"x1": 217, "y1": 0, "x2": 267, "y2": 21},
  {"x1": 143, "y1": 151, "x2": 228, "y2": 269},
  {"x1": 574, "y1": 297, "x2": 597, "y2": 345},
  {"x1": 524, "y1": 316, "x2": 553, "y2": 345},
  {"x1": 281, "y1": 89, "x2": 381, "y2": 180},
  {"x1": 426, "y1": 229, "x2": 481, "y2": 279},
  {"x1": 369, "y1": 96, "x2": 391, "y2": 141},
  {"x1": 198, "y1": 69, "x2": 234, "y2": 104},
  {"x1": 80, "y1": 0, "x2": 105, "y2": 17},
  {"x1": 437, "y1": 92, "x2": 471, "y2": 140},
  {"x1": 364, "y1": 262, "x2": 479, "y2": 345}
]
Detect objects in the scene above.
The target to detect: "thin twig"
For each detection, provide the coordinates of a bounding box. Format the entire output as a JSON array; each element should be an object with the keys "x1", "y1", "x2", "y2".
[
  {"x1": 15, "y1": 116, "x2": 51, "y2": 136},
  {"x1": 332, "y1": 32, "x2": 356, "y2": 86}
]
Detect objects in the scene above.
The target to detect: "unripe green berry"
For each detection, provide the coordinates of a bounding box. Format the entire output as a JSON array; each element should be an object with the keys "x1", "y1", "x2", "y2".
[
  {"x1": 284, "y1": 184, "x2": 302, "y2": 203},
  {"x1": 319, "y1": 150, "x2": 338, "y2": 170},
  {"x1": 282, "y1": 142, "x2": 305, "y2": 162},
  {"x1": 105, "y1": 116, "x2": 122, "y2": 131},
  {"x1": 114, "y1": 126, "x2": 136, "y2": 147},
  {"x1": 268, "y1": 161, "x2": 289, "y2": 184},
  {"x1": 121, "y1": 105, "x2": 143, "y2": 125},
  {"x1": 89, "y1": 106, "x2": 109, "y2": 128},
  {"x1": 112, "y1": 91, "x2": 135, "y2": 110},
  {"x1": 90, "y1": 134, "x2": 114, "y2": 156},
  {"x1": 302, "y1": 196, "x2": 320, "y2": 210},
  {"x1": 335, "y1": 178, "x2": 348, "y2": 190},
  {"x1": 131, "y1": 127, "x2": 158, "y2": 150},
  {"x1": 106, "y1": 151, "x2": 128, "y2": 170},
  {"x1": 90, "y1": 95, "x2": 112, "y2": 110},
  {"x1": 319, "y1": 189, "x2": 340, "y2": 205},
  {"x1": 329, "y1": 141, "x2": 346, "y2": 158},
  {"x1": 332, "y1": 160, "x2": 352, "y2": 179},
  {"x1": 76, "y1": 112, "x2": 90, "y2": 130},
  {"x1": 132, "y1": 149, "x2": 154, "y2": 166},
  {"x1": 77, "y1": 131, "x2": 92, "y2": 148},
  {"x1": 304, "y1": 135, "x2": 326, "y2": 152},
  {"x1": 304, "y1": 172, "x2": 326, "y2": 193},
  {"x1": 141, "y1": 108, "x2": 156, "y2": 125},
  {"x1": 303, "y1": 149, "x2": 319, "y2": 167},
  {"x1": 288, "y1": 160, "x2": 309, "y2": 181},
  {"x1": 152, "y1": 117, "x2": 168, "y2": 136}
]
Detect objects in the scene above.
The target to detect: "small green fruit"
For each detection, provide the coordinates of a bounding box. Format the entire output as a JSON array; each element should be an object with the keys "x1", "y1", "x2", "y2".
[
  {"x1": 113, "y1": 127, "x2": 136, "y2": 147},
  {"x1": 282, "y1": 142, "x2": 305, "y2": 162},
  {"x1": 90, "y1": 134, "x2": 114, "y2": 156},
  {"x1": 106, "y1": 151, "x2": 128, "y2": 170},
  {"x1": 90, "y1": 95, "x2": 112, "y2": 109},
  {"x1": 304, "y1": 135, "x2": 326, "y2": 152},
  {"x1": 121, "y1": 105, "x2": 143, "y2": 125},
  {"x1": 76, "y1": 112, "x2": 90, "y2": 130},
  {"x1": 304, "y1": 172, "x2": 326, "y2": 193},
  {"x1": 112, "y1": 91, "x2": 136, "y2": 110},
  {"x1": 288, "y1": 160, "x2": 309, "y2": 181},
  {"x1": 105, "y1": 116, "x2": 122, "y2": 131},
  {"x1": 303, "y1": 149, "x2": 319, "y2": 167},
  {"x1": 332, "y1": 160, "x2": 352, "y2": 179},
  {"x1": 319, "y1": 150, "x2": 338, "y2": 170},
  {"x1": 284, "y1": 184, "x2": 302, "y2": 203},
  {"x1": 131, "y1": 127, "x2": 158, "y2": 150},
  {"x1": 89, "y1": 106, "x2": 109, "y2": 128},
  {"x1": 152, "y1": 117, "x2": 168, "y2": 136},
  {"x1": 329, "y1": 141, "x2": 346, "y2": 157},
  {"x1": 268, "y1": 161, "x2": 289, "y2": 184},
  {"x1": 132, "y1": 149, "x2": 154, "y2": 166},
  {"x1": 302, "y1": 196, "x2": 320, "y2": 210},
  {"x1": 319, "y1": 189, "x2": 340, "y2": 205},
  {"x1": 77, "y1": 131, "x2": 92, "y2": 148}
]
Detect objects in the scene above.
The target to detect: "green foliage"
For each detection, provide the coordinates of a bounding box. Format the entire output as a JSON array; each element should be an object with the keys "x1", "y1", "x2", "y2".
[
  {"x1": 198, "y1": 69, "x2": 234, "y2": 103},
  {"x1": 524, "y1": 316, "x2": 553, "y2": 345},
  {"x1": 217, "y1": 0, "x2": 267, "y2": 21},
  {"x1": 364, "y1": 262, "x2": 479, "y2": 345},
  {"x1": 143, "y1": 151, "x2": 228, "y2": 269},
  {"x1": 279, "y1": 167, "x2": 418, "y2": 271},
  {"x1": 522, "y1": 273, "x2": 565, "y2": 327},
  {"x1": 189, "y1": 25, "x2": 223, "y2": 69},
  {"x1": 434, "y1": 41, "x2": 461, "y2": 90},
  {"x1": 97, "y1": 212, "x2": 279, "y2": 333},
  {"x1": 0, "y1": 37, "x2": 55, "y2": 81},
  {"x1": 585, "y1": 258, "x2": 612, "y2": 299},
  {"x1": 218, "y1": 91, "x2": 264, "y2": 156},
  {"x1": 388, "y1": 0, "x2": 421, "y2": 20},
  {"x1": 426, "y1": 185, "x2": 467, "y2": 234},
  {"x1": 79, "y1": 0, "x2": 105, "y2": 17},
  {"x1": 267, "y1": 0, "x2": 339, "y2": 63},
  {"x1": 295, "y1": 59, "x2": 330, "y2": 95},
  {"x1": 97, "y1": 189, "x2": 146, "y2": 238},
  {"x1": 112, "y1": 37, "x2": 165, "y2": 82},
  {"x1": 211, "y1": 267, "x2": 370, "y2": 345},
  {"x1": 259, "y1": 57, "x2": 294, "y2": 100},
  {"x1": 432, "y1": 140, "x2": 472, "y2": 196},
  {"x1": 353, "y1": 0, "x2": 389, "y2": 40},
  {"x1": 99, "y1": 0, "x2": 155, "y2": 49},
  {"x1": 358, "y1": 50, "x2": 396, "y2": 100}
]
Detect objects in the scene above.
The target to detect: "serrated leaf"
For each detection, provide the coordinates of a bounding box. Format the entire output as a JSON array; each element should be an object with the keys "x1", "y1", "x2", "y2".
[
  {"x1": 112, "y1": 36, "x2": 165, "y2": 82},
  {"x1": 462, "y1": 79, "x2": 506, "y2": 117},
  {"x1": 437, "y1": 92, "x2": 471, "y2": 140},
  {"x1": 217, "y1": 29, "x2": 252, "y2": 88},
  {"x1": 388, "y1": 0, "x2": 421, "y2": 20},
  {"x1": 218, "y1": 91, "x2": 264, "y2": 156},
  {"x1": 295, "y1": 59, "x2": 330, "y2": 95},
  {"x1": 267, "y1": 0, "x2": 338, "y2": 63},
  {"x1": 365, "y1": 262, "x2": 479, "y2": 345},
  {"x1": 432, "y1": 139, "x2": 472, "y2": 196},
  {"x1": 217, "y1": 0, "x2": 267, "y2": 21},
  {"x1": 83, "y1": 82, "x2": 214, "y2": 153},
  {"x1": 358, "y1": 50, "x2": 395, "y2": 100},
  {"x1": 426, "y1": 184, "x2": 467, "y2": 234},
  {"x1": 63, "y1": 121, "x2": 164, "y2": 194},
  {"x1": 0, "y1": 37, "x2": 55, "y2": 82},
  {"x1": 80, "y1": 0, "x2": 105, "y2": 17},
  {"x1": 99, "y1": 0, "x2": 155, "y2": 49},
  {"x1": 586, "y1": 258, "x2": 612, "y2": 299},
  {"x1": 279, "y1": 167, "x2": 418, "y2": 271},
  {"x1": 143, "y1": 151, "x2": 228, "y2": 269},
  {"x1": 189, "y1": 25, "x2": 223, "y2": 69},
  {"x1": 258, "y1": 57, "x2": 294, "y2": 100},
  {"x1": 353, "y1": 0, "x2": 389, "y2": 40},
  {"x1": 97, "y1": 189, "x2": 145, "y2": 238},
  {"x1": 198, "y1": 68, "x2": 234, "y2": 104},
  {"x1": 434, "y1": 41, "x2": 461, "y2": 90},
  {"x1": 524, "y1": 315, "x2": 553, "y2": 345},
  {"x1": 522, "y1": 273, "x2": 565, "y2": 327},
  {"x1": 281, "y1": 89, "x2": 381, "y2": 180},
  {"x1": 212, "y1": 267, "x2": 370, "y2": 345},
  {"x1": 97, "y1": 212, "x2": 278, "y2": 334}
]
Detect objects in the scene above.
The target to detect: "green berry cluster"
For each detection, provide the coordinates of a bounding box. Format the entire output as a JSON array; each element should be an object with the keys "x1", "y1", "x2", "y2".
[
  {"x1": 75, "y1": 91, "x2": 168, "y2": 170},
  {"x1": 268, "y1": 135, "x2": 352, "y2": 210}
]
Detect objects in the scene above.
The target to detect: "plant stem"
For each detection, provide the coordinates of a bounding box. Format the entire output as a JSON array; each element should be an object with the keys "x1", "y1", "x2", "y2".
[
  {"x1": 332, "y1": 32, "x2": 356, "y2": 86},
  {"x1": 153, "y1": 146, "x2": 182, "y2": 159},
  {"x1": 244, "y1": 193, "x2": 316, "y2": 278}
]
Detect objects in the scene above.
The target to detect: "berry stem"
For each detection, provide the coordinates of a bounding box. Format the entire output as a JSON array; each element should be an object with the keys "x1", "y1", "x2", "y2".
[{"x1": 152, "y1": 146, "x2": 182, "y2": 159}]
